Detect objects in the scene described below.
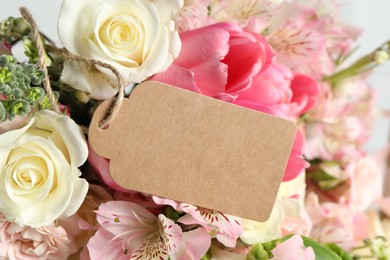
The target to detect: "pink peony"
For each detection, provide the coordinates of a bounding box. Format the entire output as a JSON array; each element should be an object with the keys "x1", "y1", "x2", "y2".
[
  {"x1": 87, "y1": 201, "x2": 210, "y2": 259},
  {"x1": 152, "y1": 22, "x2": 273, "y2": 102},
  {"x1": 271, "y1": 234, "x2": 315, "y2": 260},
  {"x1": 0, "y1": 214, "x2": 78, "y2": 260}
]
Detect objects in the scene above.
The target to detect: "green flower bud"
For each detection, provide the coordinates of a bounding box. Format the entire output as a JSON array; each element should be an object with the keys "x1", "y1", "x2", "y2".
[
  {"x1": 0, "y1": 17, "x2": 30, "y2": 42},
  {"x1": 246, "y1": 244, "x2": 269, "y2": 260},
  {"x1": 22, "y1": 36, "x2": 51, "y2": 66},
  {"x1": 164, "y1": 206, "x2": 180, "y2": 222},
  {"x1": 39, "y1": 91, "x2": 59, "y2": 110},
  {"x1": 0, "y1": 82, "x2": 11, "y2": 95},
  {"x1": 0, "y1": 54, "x2": 14, "y2": 66},
  {"x1": 8, "y1": 99, "x2": 30, "y2": 119},
  {"x1": 366, "y1": 236, "x2": 390, "y2": 259},
  {"x1": 22, "y1": 37, "x2": 39, "y2": 64},
  {"x1": 30, "y1": 69, "x2": 45, "y2": 86},
  {"x1": 0, "y1": 102, "x2": 6, "y2": 122},
  {"x1": 11, "y1": 87, "x2": 24, "y2": 98},
  {"x1": 0, "y1": 65, "x2": 12, "y2": 83},
  {"x1": 26, "y1": 87, "x2": 44, "y2": 104},
  {"x1": 23, "y1": 63, "x2": 36, "y2": 75}
]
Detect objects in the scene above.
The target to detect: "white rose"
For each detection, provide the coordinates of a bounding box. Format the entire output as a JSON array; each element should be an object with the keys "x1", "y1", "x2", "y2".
[
  {"x1": 58, "y1": 0, "x2": 183, "y2": 99},
  {"x1": 0, "y1": 110, "x2": 89, "y2": 227}
]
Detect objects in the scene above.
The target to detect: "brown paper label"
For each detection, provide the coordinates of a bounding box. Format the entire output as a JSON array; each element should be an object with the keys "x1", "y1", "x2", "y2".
[{"x1": 89, "y1": 81, "x2": 296, "y2": 222}]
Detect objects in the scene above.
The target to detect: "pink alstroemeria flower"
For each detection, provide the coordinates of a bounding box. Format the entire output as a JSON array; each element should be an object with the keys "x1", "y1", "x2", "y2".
[
  {"x1": 87, "y1": 201, "x2": 210, "y2": 260},
  {"x1": 153, "y1": 196, "x2": 244, "y2": 248}
]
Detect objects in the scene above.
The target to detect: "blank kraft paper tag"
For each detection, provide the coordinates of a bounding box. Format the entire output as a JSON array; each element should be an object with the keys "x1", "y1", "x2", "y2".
[{"x1": 89, "y1": 81, "x2": 297, "y2": 222}]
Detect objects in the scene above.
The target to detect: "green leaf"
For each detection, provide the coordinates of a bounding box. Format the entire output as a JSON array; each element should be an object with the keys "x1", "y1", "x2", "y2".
[
  {"x1": 309, "y1": 169, "x2": 336, "y2": 182},
  {"x1": 301, "y1": 236, "x2": 343, "y2": 260},
  {"x1": 276, "y1": 235, "x2": 343, "y2": 260},
  {"x1": 326, "y1": 243, "x2": 353, "y2": 260}
]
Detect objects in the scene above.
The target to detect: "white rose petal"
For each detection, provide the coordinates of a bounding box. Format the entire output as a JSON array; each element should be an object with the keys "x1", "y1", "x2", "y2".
[
  {"x1": 58, "y1": 0, "x2": 183, "y2": 99},
  {"x1": 0, "y1": 110, "x2": 89, "y2": 227}
]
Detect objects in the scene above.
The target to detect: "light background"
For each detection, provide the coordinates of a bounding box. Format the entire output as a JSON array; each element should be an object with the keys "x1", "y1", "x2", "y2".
[{"x1": 0, "y1": 0, "x2": 389, "y2": 154}]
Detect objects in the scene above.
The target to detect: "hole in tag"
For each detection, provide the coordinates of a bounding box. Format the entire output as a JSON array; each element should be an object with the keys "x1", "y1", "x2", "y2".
[{"x1": 98, "y1": 121, "x2": 110, "y2": 130}]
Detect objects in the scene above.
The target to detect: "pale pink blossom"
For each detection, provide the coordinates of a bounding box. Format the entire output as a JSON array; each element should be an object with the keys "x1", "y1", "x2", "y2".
[
  {"x1": 271, "y1": 234, "x2": 315, "y2": 260},
  {"x1": 268, "y1": 24, "x2": 330, "y2": 78},
  {"x1": 305, "y1": 77, "x2": 376, "y2": 160},
  {"x1": 297, "y1": 0, "x2": 361, "y2": 56},
  {"x1": 87, "y1": 201, "x2": 210, "y2": 259},
  {"x1": 306, "y1": 193, "x2": 368, "y2": 250},
  {"x1": 263, "y1": 0, "x2": 360, "y2": 78},
  {"x1": 0, "y1": 114, "x2": 32, "y2": 134},
  {"x1": 209, "y1": 240, "x2": 248, "y2": 260},
  {"x1": 280, "y1": 198, "x2": 312, "y2": 237},
  {"x1": 152, "y1": 196, "x2": 243, "y2": 248},
  {"x1": 0, "y1": 214, "x2": 77, "y2": 260},
  {"x1": 346, "y1": 155, "x2": 382, "y2": 211},
  {"x1": 60, "y1": 184, "x2": 113, "y2": 259},
  {"x1": 209, "y1": 0, "x2": 283, "y2": 33},
  {"x1": 175, "y1": 0, "x2": 213, "y2": 32}
]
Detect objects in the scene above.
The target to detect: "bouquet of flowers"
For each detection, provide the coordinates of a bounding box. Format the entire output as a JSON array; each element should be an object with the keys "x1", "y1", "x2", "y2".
[{"x1": 1, "y1": 0, "x2": 390, "y2": 259}]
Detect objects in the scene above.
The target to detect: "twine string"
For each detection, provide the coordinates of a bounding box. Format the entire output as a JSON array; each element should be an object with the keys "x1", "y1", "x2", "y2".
[
  {"x1": 46, "y1": 45, "x2": 125, "y2": 129},
  {"x1": 20, "y1": 7, "x2": 60, "y2": 114}
]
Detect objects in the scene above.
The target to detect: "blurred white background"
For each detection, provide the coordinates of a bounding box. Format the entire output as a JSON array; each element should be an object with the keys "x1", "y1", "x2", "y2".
[{"x1": 0, "y1": 0, "x2": 389, "y2": 154}]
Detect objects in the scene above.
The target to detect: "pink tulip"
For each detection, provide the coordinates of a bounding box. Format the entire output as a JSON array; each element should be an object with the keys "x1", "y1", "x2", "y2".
[
  {"x1": 236, "y1": 62, "x2": 320, "y2": 118},
  {"x1": 153, "y1": 22, "x2": 273, "y2": 102}
]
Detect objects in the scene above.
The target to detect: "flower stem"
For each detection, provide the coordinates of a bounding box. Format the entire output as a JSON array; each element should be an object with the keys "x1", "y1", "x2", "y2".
[{"x1": 324, "y1": 39, "x2": 390, "y2": 86}]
